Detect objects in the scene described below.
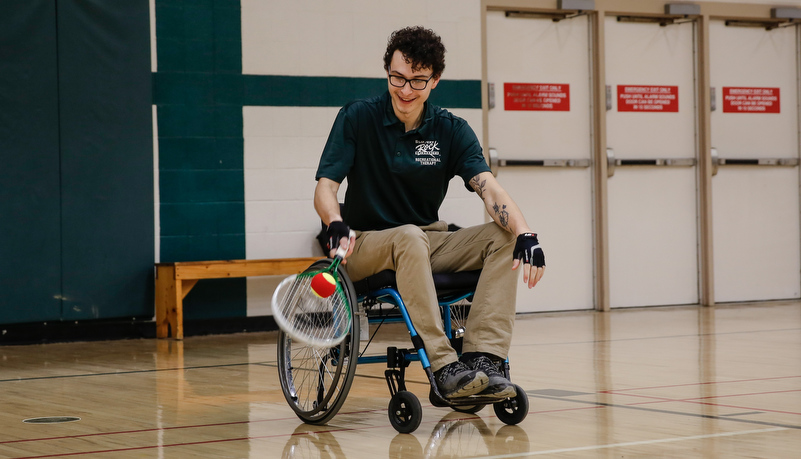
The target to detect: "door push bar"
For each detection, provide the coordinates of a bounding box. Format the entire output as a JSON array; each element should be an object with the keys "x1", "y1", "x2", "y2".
[
  {"x1": 710, "y1": 147, "x2": 800, "y2": 176},
  {"x1": 489, "y1": 148, "x2": 591, "y2": 177},
  {"x1": 606, "y1": 148, "x2": 696, "y2": 177}
]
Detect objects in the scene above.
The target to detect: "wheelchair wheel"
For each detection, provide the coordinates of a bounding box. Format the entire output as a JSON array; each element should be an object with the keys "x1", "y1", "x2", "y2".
[
  {"x1": 493, "y1": 384, "x2": 529, "y2": 425},
  {"x1": 388, "y1": 390, "x2": 422, "y2": 434},
  {"x1": 451, "y1": 404, "x2": 486, "y2": 414},
  {"x1": 277, "y1": 260, "x2": 360, "y2": 425}
]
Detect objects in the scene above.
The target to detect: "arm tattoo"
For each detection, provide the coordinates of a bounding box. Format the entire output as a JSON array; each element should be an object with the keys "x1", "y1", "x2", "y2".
[
  {"x1": 492, "y1": 202, "x2": 510, "y2": 228},
  {"x1": 470, "y1": 176, "x2": 487, "y2": 199}
]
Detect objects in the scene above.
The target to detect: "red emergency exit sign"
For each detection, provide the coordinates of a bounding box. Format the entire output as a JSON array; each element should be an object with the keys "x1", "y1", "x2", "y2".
[
  {"x1": 618, "y1": 85, "x2": 679, "y2": 112},
  {"x1": 504, "y1": 83, "x2": 570, "y2": 111},
  {"x1": 722, "y1": 87, "x2": 780, "y2": 113}
]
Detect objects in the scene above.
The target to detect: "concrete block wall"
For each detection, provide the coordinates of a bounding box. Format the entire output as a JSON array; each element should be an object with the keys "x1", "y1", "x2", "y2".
[{"x1": 152, "y1": 0, "x2": 487, "y2": 319}]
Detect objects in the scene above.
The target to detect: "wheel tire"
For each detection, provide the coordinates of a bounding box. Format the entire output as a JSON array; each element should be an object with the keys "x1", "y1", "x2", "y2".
[
  {"x1": 276, "y1": 260, "x2": 360, "y2": 425},
  {"x1": 493, "y1": 384, "x2": 529, "y2": 425},
  {"x1": 451, "y1": 404, "x2": 486, "y2": 414},
  {"x1": 388, "y1": 391, "x2": 423, "y2": 434}
]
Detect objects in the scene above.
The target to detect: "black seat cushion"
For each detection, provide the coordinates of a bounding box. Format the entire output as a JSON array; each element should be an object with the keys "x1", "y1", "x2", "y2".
[{"x1": 354, "y1": 269, "x2": 481, "y2": 296}]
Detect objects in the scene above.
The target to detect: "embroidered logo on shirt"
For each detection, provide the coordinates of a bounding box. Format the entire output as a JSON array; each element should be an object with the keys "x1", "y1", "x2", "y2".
[{"x1": 414, "y1": 140, "x2": 441, "y2": 166}]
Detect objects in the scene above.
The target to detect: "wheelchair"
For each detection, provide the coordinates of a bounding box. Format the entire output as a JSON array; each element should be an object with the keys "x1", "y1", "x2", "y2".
[{"x1": 276, "y1": 256, "x2": 529, "y2": 434}]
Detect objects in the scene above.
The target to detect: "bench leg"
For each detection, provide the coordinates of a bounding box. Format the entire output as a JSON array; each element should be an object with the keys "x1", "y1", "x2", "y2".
[{"x1": 155, "y1": 265, "x2": 183, "y2": 339}]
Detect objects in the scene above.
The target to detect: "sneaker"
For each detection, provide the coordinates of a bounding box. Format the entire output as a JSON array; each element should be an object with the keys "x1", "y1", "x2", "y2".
[
  {"x1": 434, "y1": 361, "x2": 488, "y2": 399},
  {"x1": 463, "y1": 355, "x2": 516, "y2": 398}
]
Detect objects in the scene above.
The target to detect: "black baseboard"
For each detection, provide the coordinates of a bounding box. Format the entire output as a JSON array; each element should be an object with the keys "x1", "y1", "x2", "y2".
[{"x1": 0, "y1": 316, "x2": 279, "y2": 345}]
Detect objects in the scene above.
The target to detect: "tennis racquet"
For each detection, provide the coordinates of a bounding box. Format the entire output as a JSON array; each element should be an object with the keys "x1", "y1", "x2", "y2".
[{"x1": 271, "y1": 232, "x2": 354, "y2": 348}]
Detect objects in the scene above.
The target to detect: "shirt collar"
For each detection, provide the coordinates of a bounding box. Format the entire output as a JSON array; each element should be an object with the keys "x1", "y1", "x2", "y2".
[{"x1": 382, "y1": 91, "x2": 435, "y2": 134}]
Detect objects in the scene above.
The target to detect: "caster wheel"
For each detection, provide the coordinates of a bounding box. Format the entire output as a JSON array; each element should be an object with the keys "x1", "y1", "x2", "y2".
[
  {"x1": 388, "y1": 391, "x2": 422, "y2": 433},
  {"x1": 451, "y1": 404, "x2": 486, "y2": 414},
  {"x1": 493, "y1": 384, "x2": 528, "y2": 425}
]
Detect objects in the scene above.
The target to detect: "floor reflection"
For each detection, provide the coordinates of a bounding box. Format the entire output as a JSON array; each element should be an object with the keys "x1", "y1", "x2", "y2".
[
  {"x1": 393, "y1": 411, "x2": 531, "y2": 458},
  {"x1": 282, "y1": 423, "x2": 348, "y2": 459},
  {"x1": 278, "y1": 411, "x2": 530, "y2": 459}
]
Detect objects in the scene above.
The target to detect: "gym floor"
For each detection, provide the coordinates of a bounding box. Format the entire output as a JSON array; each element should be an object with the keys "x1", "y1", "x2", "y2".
[{"x1": 2, "y1": 301, "x2": 800, "y2": 458}]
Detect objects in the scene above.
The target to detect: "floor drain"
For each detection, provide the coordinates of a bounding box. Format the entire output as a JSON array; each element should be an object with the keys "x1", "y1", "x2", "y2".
[{"x1": 23, "y1": 416, "x2": 81, "y2": 424}]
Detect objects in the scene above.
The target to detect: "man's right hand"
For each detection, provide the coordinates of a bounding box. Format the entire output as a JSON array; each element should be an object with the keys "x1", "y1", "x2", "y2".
[{"x1": 326, "y1": 221, "x2": 355, "y2": 259}]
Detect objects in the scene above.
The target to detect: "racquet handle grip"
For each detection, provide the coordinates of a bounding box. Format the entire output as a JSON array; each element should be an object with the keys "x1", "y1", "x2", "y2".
[{"x1": 334, "y1": 230, "x2": 356, "y2": 259}]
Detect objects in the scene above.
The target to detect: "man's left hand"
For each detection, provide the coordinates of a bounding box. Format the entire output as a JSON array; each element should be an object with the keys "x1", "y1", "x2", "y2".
[{"x1": 512, "y1": 233, "x2": 545, "y2": 288}]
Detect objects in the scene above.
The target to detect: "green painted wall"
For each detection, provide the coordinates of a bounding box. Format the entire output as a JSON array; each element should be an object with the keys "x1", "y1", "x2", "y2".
[{"x1": 154, "y1": 0, "x2": 246, "y2": 319}]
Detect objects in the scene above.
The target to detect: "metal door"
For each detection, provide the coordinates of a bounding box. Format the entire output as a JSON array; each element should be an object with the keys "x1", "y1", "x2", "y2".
[
  {"x1": 710, "y1": 21, "x2": 801, "y2": 302},
  {"x1": 605, "y1": 16, "x2": 699, "y2": 307},
  {"x1": 486, "y1": 10, "x2": 594, "y2": 312}
]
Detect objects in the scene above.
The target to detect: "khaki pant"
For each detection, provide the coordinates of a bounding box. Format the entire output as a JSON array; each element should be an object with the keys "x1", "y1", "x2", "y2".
[{"x1": 345, "y1": 221, "x2": 518, "y2": 372}]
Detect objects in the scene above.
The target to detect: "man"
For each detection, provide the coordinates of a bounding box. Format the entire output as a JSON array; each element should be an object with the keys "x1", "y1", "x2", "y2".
[{"x1": 314, "y1": 26, "x2": 545, "y2": 399}]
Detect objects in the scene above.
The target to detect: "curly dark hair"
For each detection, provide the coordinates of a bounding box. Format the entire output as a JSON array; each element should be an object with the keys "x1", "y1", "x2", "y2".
[{"x1": 383, "y1": 26, "x2": 446, "y2": 78}]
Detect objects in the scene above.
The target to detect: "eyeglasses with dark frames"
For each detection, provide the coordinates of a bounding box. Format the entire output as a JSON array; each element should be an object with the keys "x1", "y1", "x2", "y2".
[{"x1": 388, "y1": 73, "x2": 434, "y2": 91}]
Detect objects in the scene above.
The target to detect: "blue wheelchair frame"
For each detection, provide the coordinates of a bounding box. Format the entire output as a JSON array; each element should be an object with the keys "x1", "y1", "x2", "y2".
[
  {"x1": 354, "y1": 279, "x2": 521, "y2": 421},
  {"x1": 355, "y1": 288, "x2": 474, "y2": 367}
]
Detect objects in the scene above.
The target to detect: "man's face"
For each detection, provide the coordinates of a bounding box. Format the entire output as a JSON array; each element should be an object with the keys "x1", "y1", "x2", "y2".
[{"x1": 387, "y1": 50, "x2": 439, "y2": 123}]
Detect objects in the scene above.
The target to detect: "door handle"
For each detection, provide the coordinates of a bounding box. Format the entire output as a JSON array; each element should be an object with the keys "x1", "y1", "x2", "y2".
[
  {"x1": 499, "y1": 159, "x2": 592, "y2": 167},
  {"x1": 711, "y1": 148, "x2": 799, "y2": 169},
  {"x1": 490, "y1": 148, "x2": 591, "y2": 175},
  {"x1": 606, "y1": 147, "x2": 695, "y2": 178},
  {"x1": 614, "y1": 158, "x2": 696, "y2": 166},
  {"x1": 716, "y1": 157, "x2": 799, "y2": 166}
]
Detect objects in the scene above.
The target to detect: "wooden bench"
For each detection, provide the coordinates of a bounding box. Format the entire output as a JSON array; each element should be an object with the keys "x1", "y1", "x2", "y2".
[{"x1": 155, "y1": 257, "x2": 323, "y2": 339}]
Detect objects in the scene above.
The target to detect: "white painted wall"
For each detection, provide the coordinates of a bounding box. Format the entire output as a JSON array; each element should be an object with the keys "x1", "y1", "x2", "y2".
[
  {"x1": 240, "y1": 0, "x2": 482, "y2": 79},
  {"x1": 239, "y1": 0, "x2": 486, "y2": 315}
]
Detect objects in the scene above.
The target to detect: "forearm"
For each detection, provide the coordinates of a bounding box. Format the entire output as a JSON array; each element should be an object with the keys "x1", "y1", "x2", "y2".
[
  {"x1": 314, "y1": 178, "x2": 343, "y2": 226},
  {"x1": 484, "y1": 190, "x2": 531, "y2": 236},
  {"x1": 469, "y1": 172, "x2": 532, "y2": 236}
]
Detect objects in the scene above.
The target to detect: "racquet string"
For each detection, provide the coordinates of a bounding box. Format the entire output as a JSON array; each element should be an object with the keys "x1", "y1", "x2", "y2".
[{"x1": 279, "y1": 273, "x2": 350, "y2": 345}]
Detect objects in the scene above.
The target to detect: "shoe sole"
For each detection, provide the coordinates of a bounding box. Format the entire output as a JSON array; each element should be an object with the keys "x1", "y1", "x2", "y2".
[
  {"x1": 444, "y1": 373, "x2": 489, "y2": 399},
  {"x1": 479, "y1": 385, "x2": 517, "y2": 399}
]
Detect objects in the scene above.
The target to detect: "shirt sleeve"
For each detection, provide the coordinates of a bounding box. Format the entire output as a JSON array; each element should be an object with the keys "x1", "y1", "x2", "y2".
[
  {"x1": 315, "y1": 107, "x2": 356, "y2": 184},
  {"x1": 451, "y1": 120, "x2": 491, "y2": 191}
]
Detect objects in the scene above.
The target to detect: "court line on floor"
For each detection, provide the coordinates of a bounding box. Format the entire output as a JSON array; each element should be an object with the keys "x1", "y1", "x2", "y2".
[
  {"x1": 467, "y1": 427, "x2": 788, "y2": 458},
  {"x1": 599, "y1": 374, "x2": 801, "y2": 393},
  {"x1": 8, "y1": 422, "x2": 401, "y2": 458},
  {"x1": 1, "y1": 395, "x2": 601, "y2": 448},
  {"x1": 514, "y1": 327, "x2": 801, "y2": 348},
  {"x1": 6, "y1": 381, "x2": 798, "y2": 447},
  {"x1": 686, "y1": 388, "x2": 801, "y2": 401},
  {"x1": 605, "y1": 390, "x2": 801, "y2": 416},
  {"x1": 7, "y1": 405, "x2": 598, "y2": 459},
  {"x1": 0, "y1": 362, "x2": 271, "y2": 383},
  {"x1": 7, "y1": 395, "x2": 788, "y2": 458},
  {"x1": 530, "y1": 394, "x2": 801, "y2": 430},
  {"x1": 0, "y1": 414, "x2": 306, "y2": 445}
]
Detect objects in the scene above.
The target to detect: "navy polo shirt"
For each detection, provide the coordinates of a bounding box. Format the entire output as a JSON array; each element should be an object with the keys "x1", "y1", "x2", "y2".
[{"x1": 316, "y1": 92, "x2": 490, "y2": 231}]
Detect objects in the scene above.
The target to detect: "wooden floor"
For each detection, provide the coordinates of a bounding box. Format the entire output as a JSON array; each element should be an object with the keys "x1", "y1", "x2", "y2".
[{"x1": 1, "y1": 301, "x2": 800, "y2": 458}]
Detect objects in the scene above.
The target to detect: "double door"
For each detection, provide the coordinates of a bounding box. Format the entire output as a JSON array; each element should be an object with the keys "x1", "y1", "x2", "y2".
[{"x1": 486, "y1": 10, "x2": 799, "y2": 310}]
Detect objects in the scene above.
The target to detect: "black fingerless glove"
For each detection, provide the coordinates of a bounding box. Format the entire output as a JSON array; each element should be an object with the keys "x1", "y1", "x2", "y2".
[
  {"x1": 326, "y1": 221, "x2": 351, "y2": 251},
  {"x1": 513, "y1": 233, "x2": 545, "y2": 267}
]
